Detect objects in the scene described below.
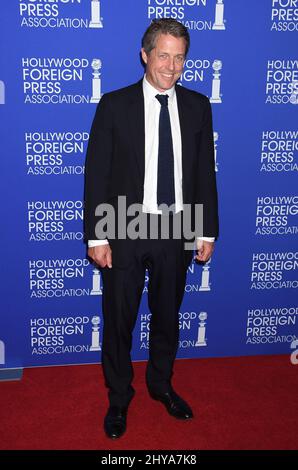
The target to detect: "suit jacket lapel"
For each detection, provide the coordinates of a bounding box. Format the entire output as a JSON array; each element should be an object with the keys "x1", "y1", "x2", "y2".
[
  {"x1": 128, "y1": 80, "x2": 145, "y2": 190},
  {"x1": 175, "y1": 84, "x2": 192, "y2": 202}
]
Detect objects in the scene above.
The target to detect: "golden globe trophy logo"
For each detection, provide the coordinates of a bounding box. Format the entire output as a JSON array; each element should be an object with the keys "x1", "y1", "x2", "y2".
[
  {"x1": 147, "y1": 0, "x2": 226, "y2": 31},
  {"x1": 28, "y1": 257, "x2": 96, "y2": 298},
  {"x1": 138, "y1": 311, "x2": 207, "y2": 350},
  {"x1": 290, "y1": 339, "x2": 298, "y2": 364},
  {"x1": 29, "y1": 315, "x2": 102, "y2": 357},
  {"x1": 180, "y1": 58, "x2": 223, "y2": 103},
  {"x1": 22, "y1": 57, "x2": 103, "y2": 104},
  {"x1": 19, "y1": 0, "x2": 104, "y2": 29},
  {"x1": 0, "y1": 80, "x2": 5, "y2": 104},
  {"x1": 0, "y1": 340, "x2": 5, "y2": 365},
  {"x1": 183, "y1": 259, "x2": 213, "y2": 293}
]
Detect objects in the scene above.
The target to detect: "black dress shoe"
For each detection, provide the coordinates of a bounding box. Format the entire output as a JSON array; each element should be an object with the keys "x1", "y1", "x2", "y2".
[
  {"x1": 150, "y1": 390, "x2": 194, "y2": 420},
  {"x1": 104, "y1": 406, "x2": 128, "y2": 439}
]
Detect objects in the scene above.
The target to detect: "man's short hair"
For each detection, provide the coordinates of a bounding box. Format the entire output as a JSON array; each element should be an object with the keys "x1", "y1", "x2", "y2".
[{"x1": 142, "y1": 19, "x2": 190, "y2": 56}]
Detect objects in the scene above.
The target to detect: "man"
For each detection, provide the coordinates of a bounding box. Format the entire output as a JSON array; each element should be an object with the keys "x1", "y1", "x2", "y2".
[{"x1": 84, "y1": 19, "x2": 219, "y2": 439}]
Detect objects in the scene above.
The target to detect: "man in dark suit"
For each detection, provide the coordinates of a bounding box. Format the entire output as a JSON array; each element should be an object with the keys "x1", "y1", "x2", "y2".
[{"x1": 84, "y1": 19, "x2": 219, "y2": 439}]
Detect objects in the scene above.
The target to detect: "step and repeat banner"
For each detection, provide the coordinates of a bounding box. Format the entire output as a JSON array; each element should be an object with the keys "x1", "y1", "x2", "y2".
[{"x1": 0, "y1": 1, "x2": 297, "y2": 370}]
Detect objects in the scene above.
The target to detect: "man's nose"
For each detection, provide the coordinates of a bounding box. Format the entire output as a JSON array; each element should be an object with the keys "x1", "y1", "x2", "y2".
[{"x1": 167, "y1": 58, "x2": 175, "y2": 71}]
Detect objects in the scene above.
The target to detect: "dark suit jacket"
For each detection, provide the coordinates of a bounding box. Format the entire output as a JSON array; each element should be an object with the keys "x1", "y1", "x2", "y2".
[{"x1": 84, "y1": 79, "x2": 219, "y2": 266}]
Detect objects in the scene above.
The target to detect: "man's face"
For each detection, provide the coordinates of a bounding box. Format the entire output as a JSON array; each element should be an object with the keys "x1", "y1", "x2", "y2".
[{"x1": 141, "y1": 33, "x2": 186, "y2": 92}]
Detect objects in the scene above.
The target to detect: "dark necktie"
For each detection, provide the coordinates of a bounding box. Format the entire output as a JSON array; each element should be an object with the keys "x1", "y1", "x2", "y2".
[{"x1": 155, "y1": 94, "x2": 175, "y2": 208}]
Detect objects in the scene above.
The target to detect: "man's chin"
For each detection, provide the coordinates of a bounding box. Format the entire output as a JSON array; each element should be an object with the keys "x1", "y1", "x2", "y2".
[{"x1": 158, "y1": 81, "x2": 176, "y2": 91}]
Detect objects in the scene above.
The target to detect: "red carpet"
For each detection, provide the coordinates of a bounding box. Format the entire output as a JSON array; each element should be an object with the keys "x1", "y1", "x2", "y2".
[{"x1": 0, "y1": 355, "x2": 297, "y2": 450}]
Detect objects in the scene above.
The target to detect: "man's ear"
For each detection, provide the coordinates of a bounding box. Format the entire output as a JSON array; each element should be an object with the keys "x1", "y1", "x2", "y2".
[{"x1": 141, "y1": 48, "x2": 148, "y2": 65}]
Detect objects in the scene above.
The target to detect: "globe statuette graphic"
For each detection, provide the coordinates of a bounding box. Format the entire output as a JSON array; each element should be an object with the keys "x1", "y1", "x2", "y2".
[
  {"x1": 92, "y1": 59, "x2": 101, "y2": 71},
  {"x1": 212, "y1": 60, "x2": 222, "y2": 72},
  {"x1": 91, "y1": 316, "x2": 100, "y2": 326},
  {"x1": 199, "y1": 312, "x2": 208, "y2": 322}
]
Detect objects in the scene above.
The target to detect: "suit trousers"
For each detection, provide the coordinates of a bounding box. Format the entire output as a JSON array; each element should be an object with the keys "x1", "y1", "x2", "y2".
[{"x1": 100, "y1": 228, "x2": 189, "y2": 408}]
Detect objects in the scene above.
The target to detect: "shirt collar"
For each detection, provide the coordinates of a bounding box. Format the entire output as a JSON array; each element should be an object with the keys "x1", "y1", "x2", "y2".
[{"x1": 143, "y1": 74, "x2": 175, "y2": 103}]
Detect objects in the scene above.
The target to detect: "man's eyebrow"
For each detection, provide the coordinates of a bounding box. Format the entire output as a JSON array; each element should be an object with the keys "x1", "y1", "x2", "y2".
[{"x1": 157, "y1": 51, "x2": 185, "y2": 56}]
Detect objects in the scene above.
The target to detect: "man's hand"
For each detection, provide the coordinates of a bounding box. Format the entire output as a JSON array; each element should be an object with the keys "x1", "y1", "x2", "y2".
[
  {"x1": 194, "y1": 240, "x2": 214, "y2": 263},
  {"x1": 88, "y1": 244, "x2": 112, "y2": 268}
]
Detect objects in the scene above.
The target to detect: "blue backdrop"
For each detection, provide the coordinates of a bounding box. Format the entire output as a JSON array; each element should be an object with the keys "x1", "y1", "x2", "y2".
[{"x1": 0, "y1": 0, "x2": 297, "y2": 370}]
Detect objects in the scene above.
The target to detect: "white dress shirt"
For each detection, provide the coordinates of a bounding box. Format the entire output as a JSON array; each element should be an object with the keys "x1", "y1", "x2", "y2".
[
  {"x1": 142, "y1": 74, "x2": 183, "y2": 214},
  {"x1": 88, "y1": 75, "x2": 215, "y2": 247}
]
